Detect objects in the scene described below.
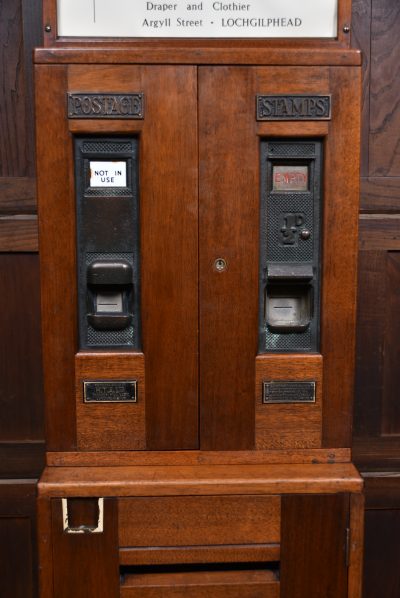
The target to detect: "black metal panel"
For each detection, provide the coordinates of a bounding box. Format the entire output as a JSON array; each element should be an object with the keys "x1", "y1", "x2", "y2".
[
  {"x1": 259, "y1": 139, "x2": 322, "y2": 353},
  {"x1": 75, "y1": 137, "x2": 140, "y2": 349}
]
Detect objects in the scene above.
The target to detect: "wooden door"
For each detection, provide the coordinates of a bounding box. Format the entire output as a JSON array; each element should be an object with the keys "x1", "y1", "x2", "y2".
[
  {"x1": 36, "y1": 65, "x2": 199, "y2": 451},
  {"x1": 198, "y1": 65, "x2": 360, "y2": 451}
]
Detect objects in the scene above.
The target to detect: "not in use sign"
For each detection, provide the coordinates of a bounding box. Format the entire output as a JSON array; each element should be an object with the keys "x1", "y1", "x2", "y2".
[
  {"x1": 57, "y1": 0, "x2": 338, "y2": 38},
  {"x1": 90, "y1": 161, "x2": 127, "y2": 187}
]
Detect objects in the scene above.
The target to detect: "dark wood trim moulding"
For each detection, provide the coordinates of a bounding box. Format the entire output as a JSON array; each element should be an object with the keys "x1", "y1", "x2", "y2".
[
  {"x1": 0, "y1": 178, "x2": 37, "y2": 214},
  {"x1": 46, "y1": 448, "x2": 352, "y2": 467},
  {"x1": 0, "y1": 441, "x2": 45, "y2": 478},
  {"x1": 34, "y1": 47, "x2": 361, "y2": 66}
]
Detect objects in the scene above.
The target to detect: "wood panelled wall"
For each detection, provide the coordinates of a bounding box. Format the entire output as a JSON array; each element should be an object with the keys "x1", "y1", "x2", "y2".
[
  {"x1": 352, "y1": 1, "x2": 400, "y2": 596},
  {"x1": 0, "y1": 0, "x2": 399, "y2": 596},
  {"x1": 0, "y1": 1, "x2": 43, "y2": 596}
]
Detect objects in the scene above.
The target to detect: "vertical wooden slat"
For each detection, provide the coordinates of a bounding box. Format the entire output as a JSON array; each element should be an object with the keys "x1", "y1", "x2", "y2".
[
  {"x1": 321, "y1": 66, "x2": 361, "y2": 447},
  {"x1": 199, "y1": 66, "x2": 258, "y2": 450},
  {"x1": 35, "y1": 65, "x2": 77, "y2": 450},
  {"x1": 281, "y1": 494, "x2": 349, "y2": 598},
  {"x1": 351, "y1": 0, "x2": 371, "y2": 178},
  {"x1": 140, "y1": 66, "x2": 199, "y2": 449},
  {"x1": 37, "y1": 496, "x2": 54, "y2": 598},
  {"x1": 348, "y1": 493, "x2": 364, "y2": 598}
]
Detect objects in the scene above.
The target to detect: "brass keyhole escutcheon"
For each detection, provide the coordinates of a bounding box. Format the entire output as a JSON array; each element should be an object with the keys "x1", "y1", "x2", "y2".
[{"x1": 214, "y1": 258, "x2": 227, "y2": 272}]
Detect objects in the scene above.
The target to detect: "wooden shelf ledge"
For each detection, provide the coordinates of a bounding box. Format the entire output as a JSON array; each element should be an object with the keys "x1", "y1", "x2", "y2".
[{"x1": 38, "y1": 462, "x2": 362, "y2": 498}]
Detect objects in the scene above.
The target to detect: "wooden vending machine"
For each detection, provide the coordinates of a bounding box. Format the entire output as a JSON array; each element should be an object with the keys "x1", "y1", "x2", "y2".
[{"x1": 35, "y1": 0, "x2": 363, "y2": 596}]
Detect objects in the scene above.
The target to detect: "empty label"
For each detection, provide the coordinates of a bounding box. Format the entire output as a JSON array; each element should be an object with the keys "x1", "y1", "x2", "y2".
[
  {"x1": 90, "y1": 161, "x2": 127, "y2": 187},
  {"x1": 273, "y1": 165, "x2": 308, "y2": 191}
]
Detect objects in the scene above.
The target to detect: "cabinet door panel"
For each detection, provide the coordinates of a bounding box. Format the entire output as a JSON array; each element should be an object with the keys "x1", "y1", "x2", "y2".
[
  {"x1": 199, "y1": 67, "x2": 258, "y2": 450},
  {"x1": 37, "y1": 65, "x2": 199, "y2": 451}
]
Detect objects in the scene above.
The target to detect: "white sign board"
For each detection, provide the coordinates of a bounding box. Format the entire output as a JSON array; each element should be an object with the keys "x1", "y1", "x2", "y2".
[
  {"x1": 57, "y1": 0, "x2": 338, "y2": 38},
  {"x1": 90, "y1": 161, "x2": 127, "y2": 187}
]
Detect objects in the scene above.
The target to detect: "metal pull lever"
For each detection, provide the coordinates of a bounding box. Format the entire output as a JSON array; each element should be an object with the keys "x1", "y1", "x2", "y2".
[{"x1": 87, "y1": 260, "x2": 133, "y2": 330}]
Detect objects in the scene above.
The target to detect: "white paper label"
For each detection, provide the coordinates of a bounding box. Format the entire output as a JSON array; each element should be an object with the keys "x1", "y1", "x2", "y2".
[
  {"x1": 57, "y1": 0, "x2": 338, "y2": 38},
  {"x1": 90, "y1": 161, "x2": 127, "y2": 187}
]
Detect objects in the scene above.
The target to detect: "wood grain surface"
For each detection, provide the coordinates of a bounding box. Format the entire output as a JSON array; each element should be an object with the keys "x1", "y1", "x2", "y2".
[
  {"x1": 256, "y1": 355, "x2": 323, "y2": 449},
  {"x1": 38, "y1": 463, "x2": 363, "y2": 498},
  {"x1": 321, "y1": 66, "x2": 361, "y2": 447},
  {"x1": 354, "y1": 215, "x2": 400, "y2": 468},
  {"x1": 35, "y1": 46, "x2": 362, "y2": 65},
  {"x1": 280, "y1": 494, "x2": 349, "y2": 598},
  {"x1": 348, "y1": 493, "x2": 365, "y2": 598},
  {"x1": 51, "y1": 498, "x2": 119, "y2": 598},
  {"x1": 46, "y1": 448, "x2": 351, "y2": 467},
  {"x1": 75, "y1": 352, "x2": 145, "y2": 450},
  {"x1": 68, "y1": 65, "x2": 199, "y2": 450},
  {"x1": 363, "y1": 508, "x2": 400, "y2": 598},
  {"x1": 369, "y1": 0, "x2": 400, "y2": 177},
  {"x1": 120, "y1": 569, "x2": 280, "y2": 598},
  {"x1": 36, "y1": 64, "x2": 77, "y2": 450},
  {"x1": 0, "y1": 482, "x2": 38, "y2": 598},
  {"x1": 119, "y1": 544, "x2": 280, "y2": 566},
  {"x1": 118, "y1": 495, "x2": 280, "y2": 547},
  {"x1": 199, "y1": 66, "x2": 258, "y2": 450},
  {"x1": 0, "y1": 255, "x2": 44, "y2": 445}
]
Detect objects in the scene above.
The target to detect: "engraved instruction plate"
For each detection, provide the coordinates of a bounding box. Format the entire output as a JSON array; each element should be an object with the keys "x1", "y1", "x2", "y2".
[
  {"x1": 68, "y1": 93, "x2": 144, "y2": 119},
  {"x1": 57, "y1": 0, "x2": 338, "y2": 39},
  {"x1": 263, "y1": 381, "x2": 316, "y2": 404},
  {"x1": 84, "y1": 381, "x2": 137, "y2": 403},
  {"x1": 257, "y1": 95, "x2": 331, "y2": 121}
]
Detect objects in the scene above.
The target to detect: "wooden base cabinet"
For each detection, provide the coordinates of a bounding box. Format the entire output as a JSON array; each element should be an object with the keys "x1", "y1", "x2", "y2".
[{"x1": 37, "y1": 463, "x2": 363, "y2": 598}]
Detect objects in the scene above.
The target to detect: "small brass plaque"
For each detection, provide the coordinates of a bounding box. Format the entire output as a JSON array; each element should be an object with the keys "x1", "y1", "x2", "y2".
[
  {"x1": 84, "y1": 381, "x2": 137, "y2": 403},
  {"x1": 257, "y1": 95, "x2": 331, "y2": 121},
  {"x1": 263, "y1": 381, "x2": 315, "y2": 404},
  {"x1": 68, "y1": 93, "x2": 144, "y2": 119}
]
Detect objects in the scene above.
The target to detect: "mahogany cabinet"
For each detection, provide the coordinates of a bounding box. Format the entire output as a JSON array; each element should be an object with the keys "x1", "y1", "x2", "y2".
[
  {"x1": 34, "y1": 1, "x2": 363, "y2": 595},
  {"x1": 36, "y1": 60, "x2": 361, "y2": 455}
]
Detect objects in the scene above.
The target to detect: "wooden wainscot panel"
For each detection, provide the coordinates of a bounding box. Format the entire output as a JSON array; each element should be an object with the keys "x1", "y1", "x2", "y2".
[
  {"x1": 120, "y1": 569, "x2": 280, "y2": 598},
  {"x1": 255, "y1": 354, "x2": 323, "y2": 449},
  {"x1": 75, "y1": 352, "x2": 145, "y2": 450},
  {"x1": 118, "y1": 495, "x2": 280, "y2": 547}
]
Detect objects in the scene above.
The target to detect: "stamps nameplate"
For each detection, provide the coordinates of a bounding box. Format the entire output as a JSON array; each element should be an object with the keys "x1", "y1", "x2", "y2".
[
  {"x1": 84, "y1": 381, "x2": 137, "y2": 403},
  {"x1": 68, "y1": 93, "x2": 144, "y2": 119},
  {"x1": 263, "y1": 381, "x2": 316, "y2": 404},
  {"x1": 257, "y1": 95, "x2": 331, "y2": 121}
]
